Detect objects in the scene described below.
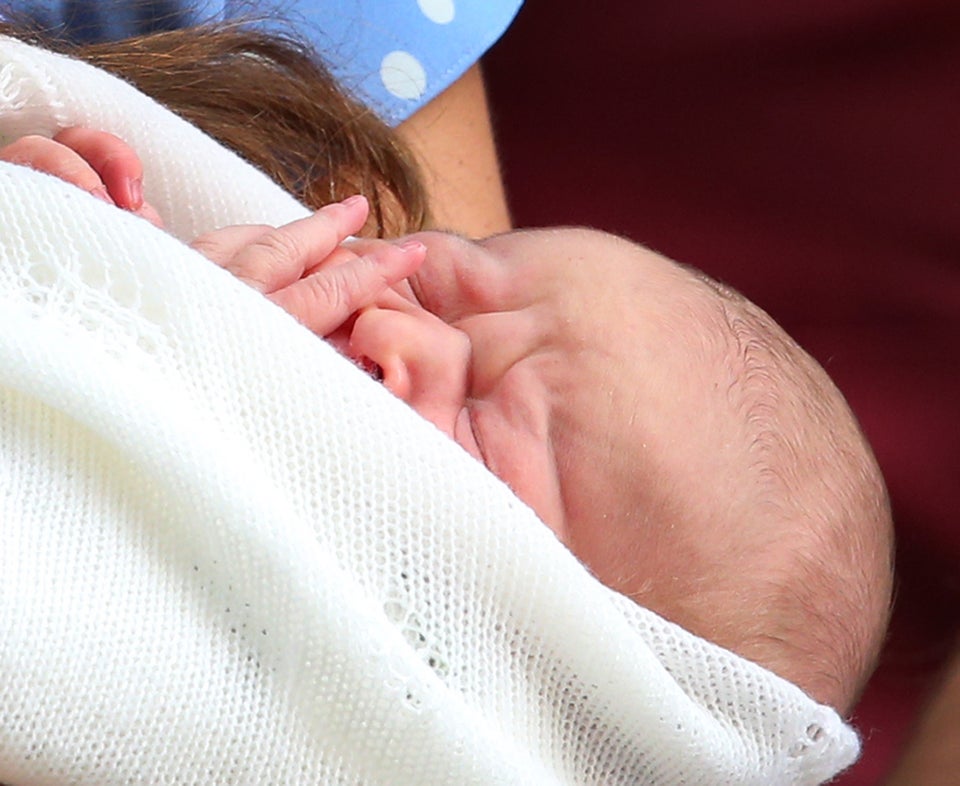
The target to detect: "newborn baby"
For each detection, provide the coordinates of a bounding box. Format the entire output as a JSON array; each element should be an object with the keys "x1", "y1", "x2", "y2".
[{"x1": 1, "y1": 130, "x2": 894, "y2": 715}]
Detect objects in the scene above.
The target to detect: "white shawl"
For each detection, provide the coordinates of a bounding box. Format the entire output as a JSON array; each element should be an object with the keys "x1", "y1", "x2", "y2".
[{"x1": 0, "y1": 36, "x2": 859, "y2": 785}]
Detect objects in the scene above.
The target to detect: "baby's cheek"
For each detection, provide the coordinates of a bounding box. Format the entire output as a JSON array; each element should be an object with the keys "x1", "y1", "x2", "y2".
[
  {"x1": 468, "y1": 399, "x2": 567, "y2": 541},
  {"x1": 453, "y1": 407, "x2": 484, "y2": 463}
]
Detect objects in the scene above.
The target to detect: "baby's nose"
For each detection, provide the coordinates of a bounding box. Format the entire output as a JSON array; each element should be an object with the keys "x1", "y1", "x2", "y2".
[{"x1": 349, "y1": 306, "x2": 471, "y2": 437}]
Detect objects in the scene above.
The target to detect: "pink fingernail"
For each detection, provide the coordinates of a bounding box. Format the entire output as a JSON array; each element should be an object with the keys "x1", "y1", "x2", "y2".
[
  {"x1": 342, "y1": 194, "x2": 366, "y2": 207},
  {"x1": 397, "y1": 240, "x2": 426, "y2": 254},
  {"x1": 127, "y1": 177, "x2": 144, "y2": 210}
]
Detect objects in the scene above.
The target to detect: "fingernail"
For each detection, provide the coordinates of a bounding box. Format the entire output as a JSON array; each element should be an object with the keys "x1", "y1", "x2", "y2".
[
  {"x1": 91, "y1": 185, "x2": 115, "y2": 206},
  {"x1": 397, "y1": 240, "x2": 425, "y2": 254},
  {"x1": 342, "y1": 194, "x2": 366, "y2": 208},
  {"x1": 127, "y1": 177, "x2": 143, "y2": 210}
]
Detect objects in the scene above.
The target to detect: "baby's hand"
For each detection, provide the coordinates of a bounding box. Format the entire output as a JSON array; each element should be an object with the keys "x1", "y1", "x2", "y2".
[
  {"x1": 0, "y1": 130, "x2": 421, "y2": 339},
  {"x1": 0, "y1": 128, "x2": 163, "y2": 227},
  {"x1": 191, "y1": 195, "x2": 425, "y2": 336}
]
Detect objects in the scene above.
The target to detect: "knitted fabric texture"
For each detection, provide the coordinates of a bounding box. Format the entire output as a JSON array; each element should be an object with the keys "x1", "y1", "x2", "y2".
[{"x1": 0, "y1": 37, "x2": 860, "y2": 785}]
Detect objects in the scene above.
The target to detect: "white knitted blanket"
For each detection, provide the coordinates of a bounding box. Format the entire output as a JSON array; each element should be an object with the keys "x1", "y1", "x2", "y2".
[{"x1": 0, "y1": 37, "x2": 859, "y2": 785}]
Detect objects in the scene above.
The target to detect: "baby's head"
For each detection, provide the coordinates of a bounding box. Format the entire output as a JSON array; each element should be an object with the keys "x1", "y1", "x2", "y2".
[{"x1": 349, "y1": 227, "x2": 893, "y2": 712}]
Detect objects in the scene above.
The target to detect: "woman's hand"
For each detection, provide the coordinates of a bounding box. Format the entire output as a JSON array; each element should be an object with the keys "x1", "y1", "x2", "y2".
[
  {"x1": 0, "y1": 128, "x2": 425, "y2": 340},
  {"x1": 0, "y1": 127, "x2": 163, "y2": 227}
]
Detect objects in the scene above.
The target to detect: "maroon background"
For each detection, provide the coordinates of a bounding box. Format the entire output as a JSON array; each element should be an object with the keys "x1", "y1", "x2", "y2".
[{"x1": 484, "y1": 2, "x2": 960, "y2": 783}]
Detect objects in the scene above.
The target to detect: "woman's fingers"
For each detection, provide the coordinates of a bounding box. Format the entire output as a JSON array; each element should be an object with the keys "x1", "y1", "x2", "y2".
[
  {"x1": 53, "y1": 127, "x2": 145, "y2": 209},
  {"x1": 268, "y1": 239, "x2": 426, "y2": 335},
  {"x1": 0, "y1": 129, "x2": 164, "y2": 227},
  {"x1": 0, "y1": 134, "x2": 114, "y2": 203},
  {"x1": 132, "y1": 200, "x2": 166, "y2": 229}
]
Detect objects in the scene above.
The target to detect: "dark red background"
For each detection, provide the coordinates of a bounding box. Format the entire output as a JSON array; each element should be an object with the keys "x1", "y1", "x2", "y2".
[{"x1": 485, "y1": 3, "x2": 960, "y2": 782}]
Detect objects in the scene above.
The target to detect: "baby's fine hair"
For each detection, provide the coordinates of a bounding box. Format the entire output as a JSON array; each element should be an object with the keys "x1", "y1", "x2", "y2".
[
  {"x1": 0, "y1": 15, "x2": 893, "y2": 714},
  {"x1": 670, "y1": 272, "x2": 894, "y2": 713}
]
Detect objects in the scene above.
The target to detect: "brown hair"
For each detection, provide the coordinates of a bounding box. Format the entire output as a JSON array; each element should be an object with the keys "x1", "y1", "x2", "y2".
[{"x1": 0, "y1": 18, "x2": 428, "y2": 236}]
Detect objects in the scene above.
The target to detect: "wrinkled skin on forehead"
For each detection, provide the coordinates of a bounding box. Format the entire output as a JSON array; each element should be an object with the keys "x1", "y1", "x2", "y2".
[
  {"x1": 351, "y1": 227, "x2": 760, "y2": 607},
  {"x1": 351, "y1": 225, "x2": 893, "y2": 714}
]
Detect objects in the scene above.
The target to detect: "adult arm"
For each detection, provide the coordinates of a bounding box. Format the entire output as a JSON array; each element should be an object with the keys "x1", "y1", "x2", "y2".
[{"x1": 396, "y1": 63, "x2": 511, "y2": 238}]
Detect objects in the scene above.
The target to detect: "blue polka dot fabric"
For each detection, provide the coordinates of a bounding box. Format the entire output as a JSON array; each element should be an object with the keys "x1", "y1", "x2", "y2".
[
  {"x1": 8, "y1": 0, "x2": 523, "y2": 125},
  {"x1": 288, "y1": 0, "x2": 524, "y2": 125}
]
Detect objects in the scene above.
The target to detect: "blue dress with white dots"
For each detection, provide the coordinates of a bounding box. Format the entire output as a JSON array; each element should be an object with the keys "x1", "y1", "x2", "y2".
[{"x1": 8, "y1": 0, "x2": 524, "y2": 125}]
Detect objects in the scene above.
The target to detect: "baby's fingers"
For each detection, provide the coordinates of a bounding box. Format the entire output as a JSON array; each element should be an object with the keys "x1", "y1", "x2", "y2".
[
  {"x1": 269, "y1": 240, "x2": 426, "y2": 336},
  {"x1": 220, "y1": 196, "x2": 371, "y2": 293}
]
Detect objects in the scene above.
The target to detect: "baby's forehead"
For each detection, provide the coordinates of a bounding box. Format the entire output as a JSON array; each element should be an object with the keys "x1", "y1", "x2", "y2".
[{"x1": 453, "y1": 229, "x2": 624, "y2": 308}]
